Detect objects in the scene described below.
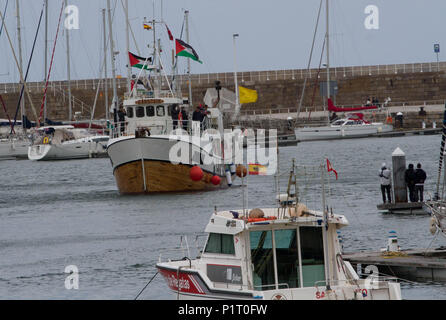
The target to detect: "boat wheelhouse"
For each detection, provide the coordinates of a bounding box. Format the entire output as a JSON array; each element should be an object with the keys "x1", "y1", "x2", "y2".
[{"x1": 157, "y1": 206, "x2": 401, "y2": 300}]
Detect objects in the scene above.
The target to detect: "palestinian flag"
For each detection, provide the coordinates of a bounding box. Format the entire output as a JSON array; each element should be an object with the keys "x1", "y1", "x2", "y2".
[
  {"x1": 128, "y1": 52, "x2": 153, "y2": 70},
  {"x1": 175, "y1": 39, "x2": 202, "y2": 64}
]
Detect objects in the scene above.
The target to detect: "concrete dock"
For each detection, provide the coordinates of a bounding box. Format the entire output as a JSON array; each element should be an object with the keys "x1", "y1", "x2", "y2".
[{"x1": 343, "y1": 248, "x2": 446, "y2": 282}]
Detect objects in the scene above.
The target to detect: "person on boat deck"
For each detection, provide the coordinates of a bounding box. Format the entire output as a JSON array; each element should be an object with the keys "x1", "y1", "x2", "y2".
[
  {"x1": 180, "y1": 107, "x2": 189, "y2": 131},
  {"x1": 405, "y1": 163, "x2": 418, "y2": 202},
  {"x1": 379, "y1": 163, "x2": 392, "y2": 203},
  {"x1": 118, "y1": 105, "x2": 127, "y2": 133},
  {"x1": 330, "y1": 112, "x2": 338, "y2": 122},
  {"x1": 192, "y1": 105, "x2": 204, "y2": 122},
  {"x1": 415, "y1": 163, "x2": 427, "y2": 202},
  {"x1": 171, "y1": 104, "x2": 179, "y2": 129}
]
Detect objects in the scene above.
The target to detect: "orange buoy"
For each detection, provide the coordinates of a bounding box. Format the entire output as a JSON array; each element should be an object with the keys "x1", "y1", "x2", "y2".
[
  {"x1": 211, "y1": 175, "x2": 221, "y2": 185},
  {"x1": 190, "y1": 166, "x2": 204, "y2": 181},
  {"x1": 236, "y1": 165, "x2": 247, "y2": 178}
]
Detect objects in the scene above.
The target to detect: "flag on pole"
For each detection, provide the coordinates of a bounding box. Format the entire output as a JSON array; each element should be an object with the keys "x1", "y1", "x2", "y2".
[
  {"x1": 175, "y1": 39, "x2": 203, "y2": 64},
  {"x1": 143, "y1": 23, "x2": 152, "y2": 30},
  {"x1": 248, "y1": 163, "x2": 267, "y2": 176},
  {"x1": 326, "y1": 159, "x2": 338, "y2": 180},
  {"x1": 165, "y1": 24, "x2": 174, "y2": 41},
  {"x1": 128, "y1": 52, "x2": 154, "y2": 70},
  {"x1": 239, "y1": 86, "x2": 258, "y2": 104}
]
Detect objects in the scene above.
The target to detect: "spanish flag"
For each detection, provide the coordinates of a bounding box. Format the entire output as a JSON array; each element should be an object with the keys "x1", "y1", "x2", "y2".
[
  {"x1": 143, "y1": 23, "x2": 152, "y2": 30},
  {"x1": 239, "y1": 86, "x2": 258, "y2": 104},
  {"x1": 248, "y1": 163, "x2": 267, "y2": 176}
]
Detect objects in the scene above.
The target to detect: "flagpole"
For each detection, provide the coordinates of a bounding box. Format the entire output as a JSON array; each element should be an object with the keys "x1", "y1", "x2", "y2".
[
  {"x1": 185, "y1": 10, "x2": 193, "y2": 108},
  {"x1": 125, "y1": 0, "x2": 131, "y2": 93}
]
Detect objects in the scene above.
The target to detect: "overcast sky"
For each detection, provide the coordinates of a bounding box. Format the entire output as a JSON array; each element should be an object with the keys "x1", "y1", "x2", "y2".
[{"x1": 0, "y1": 0, "x2": 445, "y2": 83}]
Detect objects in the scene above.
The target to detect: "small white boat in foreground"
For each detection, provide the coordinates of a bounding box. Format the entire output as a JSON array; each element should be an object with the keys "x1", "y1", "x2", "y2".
[
  {"x1": 28, "y1": 126, "x2": 109, "y2": 161},
  {"x1": 156, "y1": 162, "x2": 401, "y2": 300}
]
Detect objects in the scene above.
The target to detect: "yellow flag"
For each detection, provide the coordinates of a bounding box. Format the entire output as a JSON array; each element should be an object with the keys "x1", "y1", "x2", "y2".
[{"x1": 239, "y1": 86, "x2": 258, "y2": 104}]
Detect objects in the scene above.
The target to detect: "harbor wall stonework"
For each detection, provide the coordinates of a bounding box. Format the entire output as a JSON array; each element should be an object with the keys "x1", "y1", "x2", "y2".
[{"x1": 1, "y1": 63, "x2": 446, "y2": 125}]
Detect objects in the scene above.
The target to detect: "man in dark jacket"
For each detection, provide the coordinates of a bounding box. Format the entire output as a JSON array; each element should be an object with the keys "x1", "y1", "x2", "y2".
[
  {"x1": 414, "y1": 163, "x2": 427, "y2": 202},
  {"x1": 171, "y1": 104, "x2": 179, "y2": 129},
  {"x1": 405, "y1": 163, "x2": 417, "y2": 202}
]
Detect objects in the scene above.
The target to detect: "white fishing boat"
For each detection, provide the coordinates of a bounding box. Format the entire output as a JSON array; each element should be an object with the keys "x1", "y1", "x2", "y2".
[
  {"x1": 156, "y1": 162, "x2": 402, "y2": 300},
  {"x1": 107, "y1": 11, "x2": 237, "y2": 194},
  {"x1": 28, "y1": 125, "x2": 109, "y2": 161}
]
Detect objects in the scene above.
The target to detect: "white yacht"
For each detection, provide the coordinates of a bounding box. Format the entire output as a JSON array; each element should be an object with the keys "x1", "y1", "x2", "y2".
[
  {"x1": 295, "y1": 114, "x2": 393, "y2": 142},
  {"x1": 28, "y1": 126, "x2": 109, "y2": 161}
]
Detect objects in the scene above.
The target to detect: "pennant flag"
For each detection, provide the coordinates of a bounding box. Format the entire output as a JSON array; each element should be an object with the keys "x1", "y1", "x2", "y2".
[
  {"x1": 128, "y1": 52, "x2": 153, "y2": 70},
  {"x1": 175, "y1": 39, "x2": 202, "y2": 64},
  {"x1": 165, "y1": 24, "x2": 174, "y2": 41},
  {"x1": 326, "y1": 159, "x2": 338, "y2": 180},
  {"x1": 143, "y1": 23, "x2": 152, "y2": 30},
  {"x1": 248, "y1": 163, "x2": 267, "y2": 176},
  {"x1": 239, "y1": 86, "x2": 258, "y2": 104}
]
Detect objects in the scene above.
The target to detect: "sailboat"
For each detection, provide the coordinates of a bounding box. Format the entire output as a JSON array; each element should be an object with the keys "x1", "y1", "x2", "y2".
[
  {"x1": 106, "y1": 9, "x2": 237, "y2": 194},
  {"x1": 294, "y1": 0, "x2": 393, "y2": 142},
  {"x1": 156, "y1": 161, "x2": 402, "y2": 300}
]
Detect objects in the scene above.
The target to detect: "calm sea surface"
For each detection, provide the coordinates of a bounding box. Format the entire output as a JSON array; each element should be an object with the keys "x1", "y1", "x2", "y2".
[{"x1": 1, "y1": 134, "x2": 446, "y2": 300}]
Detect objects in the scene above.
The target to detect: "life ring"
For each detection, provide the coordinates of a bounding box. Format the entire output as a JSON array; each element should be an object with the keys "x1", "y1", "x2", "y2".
[{"x1": 43, "y1": 137, "x2": 50, "y2": 145}]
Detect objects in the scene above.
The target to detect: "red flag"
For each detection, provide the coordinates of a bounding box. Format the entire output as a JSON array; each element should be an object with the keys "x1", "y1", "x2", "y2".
[
  {"x1": 165, "y1": 24, "x2": 174, "y2": 41},
  {"x1": 326, "y1": 159, "x2": 338, "y2": 180}
]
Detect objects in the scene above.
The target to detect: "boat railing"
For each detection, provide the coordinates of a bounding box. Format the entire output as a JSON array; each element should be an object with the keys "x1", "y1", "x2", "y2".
[
  {"x1": 109, "y1": 119, "x2": 218, "y2": 139},
  {"x1": 313, "y1": 276, "x2": 399, "y2": 290},
  {"x1": 158, "y1": 235, "x2": 206, "y2": 264}
]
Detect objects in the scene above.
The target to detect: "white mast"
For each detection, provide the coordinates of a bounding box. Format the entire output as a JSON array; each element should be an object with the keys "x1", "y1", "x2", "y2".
[
  {"x1": 107, "y1": 0, "x2": 118, "y2": 124},
  {"x1": 125, "y1": 0, "x2": 131, "y2": 93},
  {"x1": 102, "y1": 8, "x2": 109, "y2": 122},
  {"x1": 15, "y1": 0, "x2": 25, "y2": 129},
  {"x1": 44, "y1": 0, "x2": 48, "y2": 125},
  {"x1": 233, "y1": 33, "x2": 240, "y2": 120},
  {"x1": 65, "y1": 0, "x2": 72, "y2": 121},
  {"x1": 325, "y1": 0, "x2": 330, "y2": 126},
  {"x1": 185, "y1": 10, "x2": 192, "y2": 107}
]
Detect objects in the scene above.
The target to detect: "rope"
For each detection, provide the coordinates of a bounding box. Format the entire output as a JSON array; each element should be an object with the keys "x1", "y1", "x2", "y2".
[{"x1": 134, "y1": 271, "x2": 159, "y2": 300}]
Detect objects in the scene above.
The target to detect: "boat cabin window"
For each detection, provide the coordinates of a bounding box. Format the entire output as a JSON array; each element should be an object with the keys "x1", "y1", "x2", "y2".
[
  {"x1": 344, "y1": 120, "x2": 355, "y2": 126},
  {"x1": 332, "y1": 120, "x2": 344, "y2": 126},
  {"x1": 156, "y1": 105, "x2": 165, "y2": 117},
  {"x1": 126, "y1": 107, "x2": 134, "y2": 118},
  {"x1": 204, "y1": 233, "x2": 235, "y2": 255},
  {"x1": 250, "y1": 227, "x2": 325, "y2": 290},
  {"x1": 300, "y1": 227, "x2": 325, "y2": 287},
  {"x1": 146, "y1": 106, "x2": 155, "y2": 117},
  {"x1": 136, "y1": 106, "x2": 145, "y2": 118}
]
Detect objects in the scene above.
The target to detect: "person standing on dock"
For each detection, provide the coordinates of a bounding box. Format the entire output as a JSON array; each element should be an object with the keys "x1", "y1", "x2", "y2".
[
  {"x1": 379, "y1": 163, "x2": 392, "y2": 203},
  {"x1": 415, "y1": 163, "x2": 427, "y2": 202},
  {"x1": 405, "y1": 163, "x2": 417, "y2": 202}
]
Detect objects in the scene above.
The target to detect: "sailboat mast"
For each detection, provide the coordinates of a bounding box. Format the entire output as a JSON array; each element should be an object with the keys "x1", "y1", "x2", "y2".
[
  {"x1": 107, "y1": 0, "x2": 118, "y2": 124},
  {"x1": 185, "y1": 10, "x2": 192, "y2": 107},
  {"x1": 326, "y1": 0, "x2": 330, "y2": 101},
  {"x1": 15, "y1": 0, "x2": 25, "y2": 130},
  {"x1": 44, "y1": 0, "x2": 48, "y2": 126},
  {"x1": 125, "y1": 0, "x2": 131, "y2": 93},
  {"x1": 65, "y1": 0, "x2": 72, "y2": 121},
  {"x1": 102, "y1": 9, "x2": 109, "y2": 122}
]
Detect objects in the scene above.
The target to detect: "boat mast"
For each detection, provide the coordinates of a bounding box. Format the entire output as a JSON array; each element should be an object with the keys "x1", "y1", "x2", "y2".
[
  {"x1": 233, "y1": 33, "x2": 240, "y2": 120},
  {"x1": 44, "y1": 0, "x2": 48, "y2": 125},
  {"x1": 107, "y1": 0, "x2": 118, "y2": 124},
  {"x1": 65, "y1": 0, "x2": 72, "y2": 122},
  {"x1": 102, "y1": 9, "x2": 109, "y2": 122},
  {"x1": 325, "y1": 0, "x2": 330, "y2": 124},
  {"x1": 185, "y1": 10, "x2": 192, "y2": 107},
  {"x1": 125, "y1": 0, "x2": 131, "y2": 93},
  {"x1": 15, "y1": 0, "x2": 25, "y2": 130}
]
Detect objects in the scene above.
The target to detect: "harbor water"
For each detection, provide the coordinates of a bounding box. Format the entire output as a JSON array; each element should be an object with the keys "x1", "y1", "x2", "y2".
[{"x1": 1, "y1": 134, "x2": 446, "y2": 300}]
